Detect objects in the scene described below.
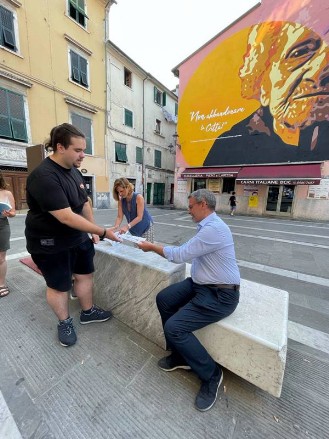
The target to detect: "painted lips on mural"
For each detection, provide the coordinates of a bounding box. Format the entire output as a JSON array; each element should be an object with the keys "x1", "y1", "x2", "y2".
[{"x1": 203, "y1": 21, "x2": 329, "y2": 166}]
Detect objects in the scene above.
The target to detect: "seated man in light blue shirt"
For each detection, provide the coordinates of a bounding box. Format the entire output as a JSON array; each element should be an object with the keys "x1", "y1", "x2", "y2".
[{"x1": 138, "y1": 189, "x2": 240, "y2": 412}]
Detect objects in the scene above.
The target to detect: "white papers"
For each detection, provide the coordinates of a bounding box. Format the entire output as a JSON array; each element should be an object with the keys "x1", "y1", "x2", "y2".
[
  {"x1": 115, "y1": 231, "x2": 146, "y2": 243},
  {"x1": 104, "y1": 231, "x2": 146, "y2": 246}
]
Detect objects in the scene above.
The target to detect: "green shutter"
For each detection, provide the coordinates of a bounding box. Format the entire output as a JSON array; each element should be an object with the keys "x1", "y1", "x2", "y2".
[
  {"x1": 0, "y1": 88, "x2": 27, "y2": 142},
  {"x1": 71, "y1": 51, "x2": 88, "y2": 88},
  {"x1": 69, "y1": 0, "x2": 88, "y2": 17},
  {"x1": 0, "y1": 88, "x2": 11, "y2": 138},
  {"x1": 115, "y1": 142, "x2": 127, "y2": 162},
  {"x1": 9, "y1": 90, "x2": 28, "y2": 141},
  {"x1": 136, "y1": 146, "x2": 143, "y2": 164},
  {"x1": 79, "y1": 57, "x2": 88, "y2": 87},
  {"x1": 154, "y1": 150, "x2": 161, "y2": 168},
  {"x1": 0, "y1": 6, "x2": 16, "y2": 51},
  {"x1": 162, "y1": 92, "x2": 166, "y2": 107},
  {"x1": 124, "y1": 109, "x2": 133, "y2": 127},
  {"x1": 71, "y1": 113, "x2": 92, "y2": 154},
  {"x1": 71, "y1": 51, "x2": 80, "y2": 82}
]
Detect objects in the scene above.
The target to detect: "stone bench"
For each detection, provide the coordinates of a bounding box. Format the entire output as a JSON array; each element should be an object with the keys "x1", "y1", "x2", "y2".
[{"x1": 93, "y1": 242, "x2": 288, "y2": 398}]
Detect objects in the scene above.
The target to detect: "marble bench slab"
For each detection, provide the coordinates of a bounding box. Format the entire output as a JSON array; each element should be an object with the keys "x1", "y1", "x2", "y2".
[
  {"x1": 93, "y1": 243, "x2": 288, "y2": 398},
  {"x1": 93, "y1": 241, "x2": 186, "y2": 348},
  {"x1": 194, "y1": 278, "x2": 288, "y2": 397}
]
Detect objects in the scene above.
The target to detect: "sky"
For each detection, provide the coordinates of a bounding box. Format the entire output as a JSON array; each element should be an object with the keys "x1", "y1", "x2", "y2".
[{"x1": 109, "y1": 0, "x2": 259, "y2": 91}]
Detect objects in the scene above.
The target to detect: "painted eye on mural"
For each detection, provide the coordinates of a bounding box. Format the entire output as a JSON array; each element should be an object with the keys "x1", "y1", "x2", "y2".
[{"x1": 287, "y1": 38, "x2": 321, "y2": 60}]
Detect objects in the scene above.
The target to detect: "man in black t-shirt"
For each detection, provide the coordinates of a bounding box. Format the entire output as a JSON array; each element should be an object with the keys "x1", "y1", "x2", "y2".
[
  {"x1": 25, "y1": 123, "x2": 120, "y2": 347},
  {"x1": 229, "y1": 192, "x2": 237, "y2": 216}
]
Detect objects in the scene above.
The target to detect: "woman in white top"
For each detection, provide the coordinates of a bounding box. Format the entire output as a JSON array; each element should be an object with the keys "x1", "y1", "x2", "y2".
[{"x1": 0, "y1": 171, "x2": 16, "y2": 297}]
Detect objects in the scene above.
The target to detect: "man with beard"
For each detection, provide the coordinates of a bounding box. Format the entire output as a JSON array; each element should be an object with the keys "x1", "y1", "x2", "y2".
[
  {"x1": 25, "y1": 123, "x2": 120, "y2": 347},
  {"x1": 204, "y1": 21, "x2": 329, "y2": 166}
]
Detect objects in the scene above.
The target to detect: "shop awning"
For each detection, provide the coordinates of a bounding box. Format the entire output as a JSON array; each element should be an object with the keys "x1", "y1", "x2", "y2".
[
  {"x1": 236, "y1": 163, "x2": 322, "y2": 185},
  {"x1": 181, "y1": 167, "x2": 240, "y2": 178}
]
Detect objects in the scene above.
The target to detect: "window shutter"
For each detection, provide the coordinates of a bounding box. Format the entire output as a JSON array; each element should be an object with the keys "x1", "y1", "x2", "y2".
[
  {"x1": 71, "y1": 51, "x2": 80, "y2": 82},
  {"x1": 162, "y1": 92, "x2": 166, "y2": 107},
  {"x1": 71, "y1": 113, "x2": 92, "y2": 154},
  {"x1": 0, "y1": 88, "x2": 12, "y2": 138},
  {"x1": 115, "y1": 142, "x2": 127, "y2": 162},
  {"x1": 136, "y1": 147, "x2": 143, "y2": 164},
  {"x1": 79, "y1": 57, "x2": 88, "y2": 87},
  {"x1": 155, "y1": 150, "x2": 161, "y2": 168},
  {"x1": 80, "y1": 115, "x2": 92, "y2": 154},
  {"x1": 77, "y1": 0, "x2": 86, "y2": 13},
  {"x1": 154, "y1": 86, "x2": 157, "y2": 103},
  {"x1": 8, "y1": 91, "x2": 27, "y2": 141},
  {"x1": 0, "y1": 6, "x2": 16, "y2": 51},
  {"x1": 124, "y1": 109, "x2": 133, "y2": 127}
]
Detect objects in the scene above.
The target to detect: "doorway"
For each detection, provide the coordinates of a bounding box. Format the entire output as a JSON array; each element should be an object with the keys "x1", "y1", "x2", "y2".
[
  {"x1": 82, "y1": 176, "x2": 93, "y2": 200},
  {"x1": 153, "y1": 182, "x2": 165, "y2": 205},
  {"x1": 146, "y1": 183, "x2": 152, "y2": 204},
  {"x1": 266, "y1": 185, "x2": 295, "y2": 214},
  {"x1": 2, "y1": 169, "x2": 28, "y2": 210}
]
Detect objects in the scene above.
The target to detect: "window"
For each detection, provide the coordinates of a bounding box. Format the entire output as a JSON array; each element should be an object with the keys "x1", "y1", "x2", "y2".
[
  {"x1": 124, "y1": 108, "x2": 133, "y2": 127},
  {"x1": 69, "y1": 0, "x2": 87, "y2": 27},
  {"x1": 175, "y1": 102, "x2": 178, "y2": 117},
  {"x1": 222, "y1": 178, "x2": 236, "y2": 193},
  {"x1": 115, "y1": 142, "x2": 127, "y2": 163},
  {"x1": 71, "y1": 113, "x2": 92, "y2": 154},
  {"x1": 0, "y1": 87, "x2": 27, "y2": 142},
  {"x1": 154, "y1": 87, "x2": 166, "y2": 106},
  {"x1": 124, "y1": 68, "x2": 132, "y2": 87},
  {"x1": 155, "y1": 119, "x2": 161, "y2": 134},
  {"x1": 136, "y1": 146, "x2": 143, "y2": 164},
  {"x1": 0, "y1": 5, "x2": 17, "y2": 52},
  {"x1": 154, "y1": 149, "x2": 161, "y2": 168},
  {"x1": 70, "y1": 50, "x2": 88, "y2": 88},
  {"x1": 193, "y1": 179, "x2": 206, "y2": 191}
]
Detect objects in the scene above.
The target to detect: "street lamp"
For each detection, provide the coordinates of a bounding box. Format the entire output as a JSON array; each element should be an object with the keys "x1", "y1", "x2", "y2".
[{"x1": 168, "y1": 132, "x2": 180, "y2": 154}]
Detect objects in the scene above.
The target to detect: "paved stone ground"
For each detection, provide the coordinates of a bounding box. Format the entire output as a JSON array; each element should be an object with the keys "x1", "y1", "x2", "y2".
[{"x1": 1, "y1": 256, "x2": 328, "y2": 439}]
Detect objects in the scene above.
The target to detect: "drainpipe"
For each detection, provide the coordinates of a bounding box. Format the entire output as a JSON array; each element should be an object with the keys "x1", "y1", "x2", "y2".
[
  {"x1": 142, "y1": 75, "x2": 149, "y2": 199},
  {"x1": 104, "y1": 1, "x2": 116, "y2": 205}
]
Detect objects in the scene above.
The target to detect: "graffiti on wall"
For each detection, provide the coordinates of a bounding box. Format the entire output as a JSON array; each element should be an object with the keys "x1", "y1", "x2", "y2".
[{"x1": 179, "y1": 20, "x2": 329, "y2": 167}]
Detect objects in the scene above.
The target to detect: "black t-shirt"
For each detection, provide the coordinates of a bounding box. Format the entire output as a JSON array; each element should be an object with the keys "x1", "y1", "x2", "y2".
[
  {"x1": 229, "y1": 195, "x2": 236, "y2": 207},
  {"x1": 25, "y1": 157, "x2": 89, "y2": 254}
]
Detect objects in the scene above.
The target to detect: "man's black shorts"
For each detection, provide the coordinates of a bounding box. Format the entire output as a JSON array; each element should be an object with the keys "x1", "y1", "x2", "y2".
[{"x1": 31, "y1": 238, "x2": 95, "y2": 292}]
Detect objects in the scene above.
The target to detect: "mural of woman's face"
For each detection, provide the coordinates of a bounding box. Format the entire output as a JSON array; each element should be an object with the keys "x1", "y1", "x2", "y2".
[{"x1": 261, "y1": 23, "x2": 329, "y2": 130}]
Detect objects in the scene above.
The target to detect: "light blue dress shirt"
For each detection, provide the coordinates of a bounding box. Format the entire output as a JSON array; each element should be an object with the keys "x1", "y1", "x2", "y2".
[{"x1": 163, "y1": 212, "x2": 240, "y2": 285}]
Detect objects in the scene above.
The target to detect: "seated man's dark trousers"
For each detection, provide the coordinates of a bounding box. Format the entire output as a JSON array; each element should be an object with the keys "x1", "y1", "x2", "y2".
[{"x1": 156, "y1": 277, "x2": 239, "y2": 381}]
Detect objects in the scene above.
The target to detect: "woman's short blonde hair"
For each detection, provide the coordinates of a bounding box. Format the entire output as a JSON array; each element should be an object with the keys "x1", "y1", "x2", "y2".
[{"x1": 112, "y1": 177, "x2": 134, "y2": 201}]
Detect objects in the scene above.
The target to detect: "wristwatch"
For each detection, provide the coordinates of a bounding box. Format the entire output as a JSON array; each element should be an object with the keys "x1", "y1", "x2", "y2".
[{"x1": 99, "y1": 228, "x2": 107, "y2": 240}]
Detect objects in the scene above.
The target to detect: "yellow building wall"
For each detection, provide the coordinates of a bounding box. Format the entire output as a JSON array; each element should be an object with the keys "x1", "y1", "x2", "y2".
[{"x1": 1, "y1": 0, "x2": 109, "y2": 193}]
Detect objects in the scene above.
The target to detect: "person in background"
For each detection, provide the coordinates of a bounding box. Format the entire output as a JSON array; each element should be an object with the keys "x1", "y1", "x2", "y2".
[
  {"x1": 0, "y1": 171, "x2": 16, "y2": 297},
  {"x1": 138, "y1": 189, "x2": 240, "y2": 412},
  {"x1": 112, "y1": 177, "x2": 154, "y2": 242},
  {"x1": 25, "y1": 123, "x2": 121, "y2": 347},
  {"x1": 229, "y1": 191, "x2": 237, "y2": 216}
]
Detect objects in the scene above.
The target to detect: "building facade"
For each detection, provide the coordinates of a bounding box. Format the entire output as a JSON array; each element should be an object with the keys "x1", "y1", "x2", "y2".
[
  {"x1": 106, "y1": 41, "x2": 178, "y2": 207},
  {"x1": 0, "y1": 0, "x2": 113, "y2": 209},
  {"x1": 172, "y1": 0, "x2": 329, "y2": 220}
]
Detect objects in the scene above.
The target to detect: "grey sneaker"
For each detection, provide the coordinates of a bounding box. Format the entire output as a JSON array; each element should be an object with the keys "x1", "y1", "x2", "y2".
[
  {"x1": 195, "y1": 364, "x2": 223, "y2": 412},
  {"x1": 80, "y1": 305, "x2": 112, "y2": 325},
  {"x1": 158, "y1": 354, "x2": 191, "y2": 372},
  {"x1": 58, "y1": 317, "x2": 77, "y2": 347}
]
